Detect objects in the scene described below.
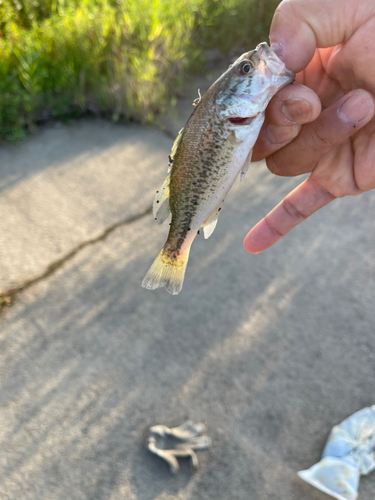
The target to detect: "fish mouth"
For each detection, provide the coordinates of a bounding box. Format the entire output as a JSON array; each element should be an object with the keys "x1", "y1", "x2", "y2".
[{"x1": 227, "y1": 114, "x2": 258, "y2": 126}]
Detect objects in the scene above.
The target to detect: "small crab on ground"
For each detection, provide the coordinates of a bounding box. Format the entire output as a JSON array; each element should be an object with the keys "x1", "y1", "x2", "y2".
[{"x1": 147, "y1": 420, "x2": 211, "y2": 473}]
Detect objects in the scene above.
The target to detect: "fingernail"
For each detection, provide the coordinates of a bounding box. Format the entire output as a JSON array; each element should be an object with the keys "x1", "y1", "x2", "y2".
[
  {"x1": 282, "y1": 98, "x2": 313, "y2": 124},
  {"x1": 266, "y1": 123, "x2": 299, "y2": 145},
  {"x1": 271, "y1": 42, "x2": 283, "y2": 58},
  {"x1": 338, "y1": 90, "x2": 374, "y2": 124}
]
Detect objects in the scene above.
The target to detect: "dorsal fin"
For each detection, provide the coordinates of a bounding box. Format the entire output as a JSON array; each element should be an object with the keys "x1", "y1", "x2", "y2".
[
  {"x1": 153, "y1": 173, "x2": 171, "y2": 225},
  {"x1": 153, "y1": 127, "x2": 185, "y2": 225},
  {"x1": 152, "y1": 128, "x2": 184, "y2": 224},
  {"x1": 168, "y1": 127, "x2": 184, "y2": 172}
]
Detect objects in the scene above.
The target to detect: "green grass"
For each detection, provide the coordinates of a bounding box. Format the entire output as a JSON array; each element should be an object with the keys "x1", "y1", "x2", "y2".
[{"x1": 0, "y1": 0, "x2": 280, "y2": 140}]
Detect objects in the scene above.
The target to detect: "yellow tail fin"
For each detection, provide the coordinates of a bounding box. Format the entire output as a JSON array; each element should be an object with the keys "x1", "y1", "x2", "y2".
[{"x1": 142, "y1": 249, "x2": 190, "y2": 295}]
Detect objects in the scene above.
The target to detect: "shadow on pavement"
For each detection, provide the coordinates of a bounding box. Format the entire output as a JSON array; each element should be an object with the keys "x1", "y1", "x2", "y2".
[{"x1": 0, "y1": 154, "x2": 375, "y2": 499}]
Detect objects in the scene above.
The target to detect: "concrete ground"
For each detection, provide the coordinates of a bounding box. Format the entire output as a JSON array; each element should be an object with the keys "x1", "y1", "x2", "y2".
[{"x1": 1, "y1": 71, "x2": 375, "y2": 500}]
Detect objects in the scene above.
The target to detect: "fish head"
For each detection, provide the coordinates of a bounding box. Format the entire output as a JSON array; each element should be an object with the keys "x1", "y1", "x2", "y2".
[{"x1": 216, "y1": 42, "x2": 295, "y2": 127}]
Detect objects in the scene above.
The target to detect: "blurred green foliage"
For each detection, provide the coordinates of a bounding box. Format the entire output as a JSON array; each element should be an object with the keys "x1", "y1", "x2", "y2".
[
  {"x1": 0, "y1": 0, "x2": 280, "y2": 140},
  {"x1": 198, "y1": 0, "x2": 280, "y2": 52}
]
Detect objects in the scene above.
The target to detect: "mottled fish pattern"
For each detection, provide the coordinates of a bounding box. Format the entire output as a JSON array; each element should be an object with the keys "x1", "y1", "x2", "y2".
[{"x1": 142, "y1": 43, "x2": 294, "y2": 294}]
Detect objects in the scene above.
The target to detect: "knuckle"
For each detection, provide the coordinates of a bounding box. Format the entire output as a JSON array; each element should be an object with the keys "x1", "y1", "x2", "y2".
[
  {"x1": 264, "y1": 215, "x2": 283, "y2": 237},
  {"x1": 268, "y1": 123, "x2": 300, "y2": 144},
  {"x1": 266, "y1": 155, "x2": 282, "y2": 175},
  {"x1": 266, "y1": 149, "x2": 310, "y2": 177},
  {"x1": 308, "y1": 126, "x2": 332, "y2": 151},
  {"x1": 324, "y1": 175, "x2": 359, "y2": 198},
  {"x1": 274, "y1": 0, "x2": 310, "y2": 21},
  {"x1": 354, "y1": 180, "x2": 368, "y2": 194},
  {"x1": 281, "y1": 198, "x2": 307, "y2": 222},
  {"x1": 354, "y1": 168, "x2": 375, "y2": 194}
]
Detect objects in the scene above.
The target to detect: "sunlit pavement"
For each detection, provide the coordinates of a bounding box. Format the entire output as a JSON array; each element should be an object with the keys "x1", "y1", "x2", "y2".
[{"x1": 1, "y1": 108, "x2": 375, "y2": 498}]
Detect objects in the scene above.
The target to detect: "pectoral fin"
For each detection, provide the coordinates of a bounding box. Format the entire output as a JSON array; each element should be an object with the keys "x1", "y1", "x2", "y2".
[
  {"x1": 153, "y1": 173, "x2": 171, "y2": 225},
  {"x1": 240, "y1": 149, "x2": 253, "y2": 182},
  {"x1": 202, "y1": 204, "x2": 222, "y2": 239}
]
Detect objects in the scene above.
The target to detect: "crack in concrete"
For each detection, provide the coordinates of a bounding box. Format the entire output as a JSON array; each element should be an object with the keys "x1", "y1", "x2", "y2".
[{"x1": 0, "y1": 205, "x2": 152, "y2": 312}]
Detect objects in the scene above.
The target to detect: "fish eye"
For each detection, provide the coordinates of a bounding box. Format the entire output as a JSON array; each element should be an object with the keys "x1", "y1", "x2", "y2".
[{"x1": 239, "y1": 61, "x2": 254, "y2": 75}]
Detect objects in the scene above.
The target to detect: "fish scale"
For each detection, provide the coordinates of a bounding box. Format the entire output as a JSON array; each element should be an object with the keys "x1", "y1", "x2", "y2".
[
  {"x1": 142, "y1": 42, "x2": 294, "y2": 295},
  {"x1": 167, "y1": 101, "x2": 231, "y2": 252}
]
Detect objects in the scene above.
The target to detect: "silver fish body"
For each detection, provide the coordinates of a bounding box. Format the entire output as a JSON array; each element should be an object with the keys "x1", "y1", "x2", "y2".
[{"x1": 142, "y1": 43, "x2": 294, "y2": 294}]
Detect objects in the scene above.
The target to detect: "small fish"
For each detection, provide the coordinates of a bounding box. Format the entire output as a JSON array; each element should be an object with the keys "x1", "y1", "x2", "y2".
[{"x1": 142, "y1": 43, "x2": 294, "y2": 295}]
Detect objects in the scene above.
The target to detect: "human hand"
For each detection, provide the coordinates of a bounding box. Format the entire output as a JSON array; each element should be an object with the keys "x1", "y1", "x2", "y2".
[{"x1": 244, "y1": 0, "x2": 375, "y2": 253}]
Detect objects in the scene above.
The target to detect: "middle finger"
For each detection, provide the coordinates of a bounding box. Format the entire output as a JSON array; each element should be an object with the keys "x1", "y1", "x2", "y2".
[{"x1": 266, "y1": 89, "x2": 375, "y2": 177}]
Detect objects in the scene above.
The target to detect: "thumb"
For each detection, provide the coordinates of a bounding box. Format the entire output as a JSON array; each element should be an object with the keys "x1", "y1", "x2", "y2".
[{"x1": 270, "y1": 0, "x2": 375, "y2": 72}]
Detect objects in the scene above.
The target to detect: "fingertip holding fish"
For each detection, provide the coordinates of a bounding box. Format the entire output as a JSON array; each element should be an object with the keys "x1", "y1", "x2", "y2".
[{"x1": 270, "y1": 41, "x2": 283, "y2": 59}]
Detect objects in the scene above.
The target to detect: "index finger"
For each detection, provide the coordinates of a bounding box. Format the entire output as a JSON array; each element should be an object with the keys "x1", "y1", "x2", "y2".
[{"x1": 243, "y1": 178, "x2": 335, "y2": 254}]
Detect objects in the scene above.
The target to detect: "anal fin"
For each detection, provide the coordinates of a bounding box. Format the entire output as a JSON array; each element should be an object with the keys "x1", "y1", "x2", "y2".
[
  {"x1": 202, "y1": 204, "x2": 222, "y2": 239},
  {"x1": 153, "y1": 173, "x2": 171, "y2": 225}
]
